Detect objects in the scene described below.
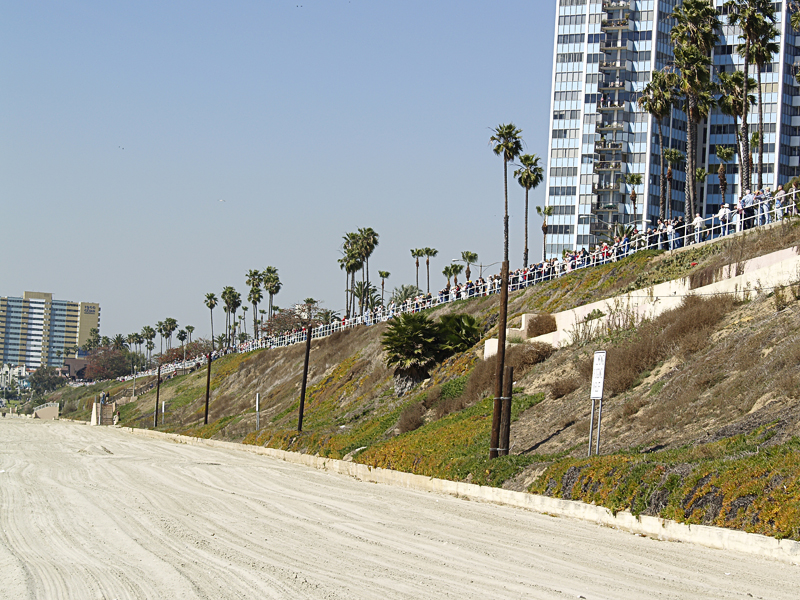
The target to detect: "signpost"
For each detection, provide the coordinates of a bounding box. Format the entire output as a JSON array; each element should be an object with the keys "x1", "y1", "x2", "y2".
[
  {"x1": 588, "y1": 350, "x2": 606, "y2": 457},
  {"x1": 256, "y1": 392, "x2": 260, "y2": 432}
]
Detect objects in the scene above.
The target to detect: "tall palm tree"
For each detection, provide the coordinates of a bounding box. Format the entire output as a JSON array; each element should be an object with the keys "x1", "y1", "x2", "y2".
[
  {"x1": 220, "y1": 286, "x2": 235, "y2": 345},
  {"x1": 664, "y1": 149, "x2": 685, "y2": 219},
  {"x1": 747, "y1": 23, "x2": 780, "y2": 191},
  {"x1": 638, "y1": 69, "x2": 677, "y2": 220},
  {"x1": 241, "y1": 306, "x2": 248, "y2": 336},
  {"x1": 410, "y1": 248, "x2": 425, "y2": 290},
  {"x1": 461, "y1": 251, "x2": 478, "y2": 281},
  {"x1": 450, "y1": 263, "x2": 464, "y2": 286},
  {"x1": 716, "y1": 145, "x2": 735, "y2": 208},
  {"x1": 177, "y1": 329, "x2": 187, "y2": 347},
  {"x1": 205, "y1": 293, "x2": 218, "y2": 350},
  {"x1": 535, "y1": 205, "x2": 554, "y2": 261},
  {"x1": 695, "y1": 168, "x2": 708, "y2": 212},
  {"x1": 229, "y1": 289, "x2": 242, "y2": 344},
  {"x1": 442, "y1": 265, "x2": 455, "y2": 288},
  {"x1": 490, "y1": 123, "x2": 523, "y2": 264},
  {"x1": 624, "y1": 173, "x2": 643, "y2": 228},
  {"x1": 423, "y1": 248, "x2": 438, "y2": 292},
  {"x1": 185, "y1": 325, "x2": 194, "y2": 345},
  {"x1": 156, "y1": 321, "x2": 165, "y2": 356},
  {"x1": 718, "y1": 70, "x2": 757, "y2": 200},
  {"x1": 513, "y1": 154, "x2": 544, "y2": 267},
  {"x1": 358, "y1": 227, "x2": 379, "y2": 294},
  {"x1": 248, "y1": 285, "x2": 263, "y2": 340},
  {"x1": 163, "y1": 317, "x2": 178, "y2": 350},
  {"x1": 262, "y1": 267, "x2": 281, "y2": 321},
  {"x1": 378, "y1": 270, "x2": 390, "y2": 304},
  {"x1": 726, "y1": 0, "x2": 775, "y2": 192},
  {"x1": 671, "y1": 0, "x2": 720, "y2": 218}
]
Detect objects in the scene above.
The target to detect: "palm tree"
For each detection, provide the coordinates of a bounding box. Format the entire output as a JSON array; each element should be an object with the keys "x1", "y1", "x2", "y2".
[
  {"x1": 241, "y1": 306, "x2": 248, "y2": 336},
  {"x1": 423, "y1": 248, "x2": 438, "y2": 292},
  {"x1": 672, "y1": 0, "x2": 721, "y2": 217},
  {"x1": 185, "y1": 325, "x2": 194, "y2": 345},
  {"x1": 442, "y1": 265, "x2": 455, "y2": 288},
  {"x1": 163, "y1": 317, "x2": 178, "y2": 350},
  {"x1": 726, "y1": 0, "x2": 775, "y2": 192},
  {"x1": 358, "y1": 227, "x2": 379, "y2": 294},
  {"x1": 718, "y1": 70, "x2": 757, "y2": 200},
  {"x1": 639, "y1": 69, "x2": 678, "y2": 220},
  {"x1": 248, "y1": 286, "x2": 263, "y2": 340},
  {"x1": 664, "y1": 149, "x2": 685, "y2": 219},
  {"x1": 513, "y1": 154, "x2": 544, "y2": 267},
  {"x1": 205, "y1": 293, "x2": 218, "y2": 350},
  {"x1": 177, "y1": 329, "x2": 187, "y2": 347},
  {"x1": 460, "y1": 251, "x2": 478, "y2": 281},
  {"x1": 716, "y1": 146, "x2": 735, "y2": 208},
  {"x1": 156, "y1": 321, "x2": 165, "y2": 356},
  {"x1": 535, "y1": 205, "x2": 554, "y2": 261},
  {"x1": 747, "y1": 23, "x2": 779, "y2": 191},
  {"x1": 262, "y1": 266, "x2": 281, "y2": 321},
  {"x1": 410, "y1": 248, "x2": 425, "y2": 290},
  {"x1": 695, "y1": 168, "x2": 708, "y2": 212},
  {"x1": 111, "y1": 334, "x2": 127, "y2": 351},
  {"x1": 490, "y1": 123, "x2": 523, "y2": 264},
  {"x1": 624, "y1": 173, "x2": 643, "y2": 228},
  {"x1": 378, "y1": 270, "x2": 390, "y2": 304},
  {"x1": 450, "y1": 263, "x2": 464, "y2": 286},
  {"x1": 229, "y1": 290, "x2": 242, "y2": 344}
]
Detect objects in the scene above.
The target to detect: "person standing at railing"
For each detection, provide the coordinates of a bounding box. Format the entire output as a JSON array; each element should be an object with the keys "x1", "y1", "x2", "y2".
[
  {"x1": 775, "y1": 185, "x2": 786, "y2": 221},
  {"x1": 717, "y1": 203, "x2": 731, "y2": 237},
  {"x1": 692, "y1": 213, "x2": 704, "y2": 245},
  {"x1": 741, "y1": 189, "x2": 755, "y2": 230}
]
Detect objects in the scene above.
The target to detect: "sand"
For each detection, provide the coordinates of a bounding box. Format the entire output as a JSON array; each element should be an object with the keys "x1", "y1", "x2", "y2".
[{"x1": 0, "y1": 418, "x2": 797, "y2": 599}]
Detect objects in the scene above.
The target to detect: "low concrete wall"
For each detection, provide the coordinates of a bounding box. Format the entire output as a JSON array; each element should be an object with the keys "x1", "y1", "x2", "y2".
[
  {"x1": 123, "y1": 427, "x2": 800, "y2": 565},
  {"x1": 485, "y1": 245, "x2": 800, "y2": 358},
  {"x1": 33, "y1": 405, "x2": 59, "y2": 420}
]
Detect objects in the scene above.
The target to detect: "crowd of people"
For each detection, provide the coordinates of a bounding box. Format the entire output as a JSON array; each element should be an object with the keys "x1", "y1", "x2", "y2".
[{"x1": 119, "y1": 187, "x2": 797, "y2": 381}]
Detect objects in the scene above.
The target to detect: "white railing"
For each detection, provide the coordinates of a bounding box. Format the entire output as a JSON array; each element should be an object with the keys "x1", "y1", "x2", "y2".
[{"x1": 118, "y1": 190, "x2": 798, "y2": 378}]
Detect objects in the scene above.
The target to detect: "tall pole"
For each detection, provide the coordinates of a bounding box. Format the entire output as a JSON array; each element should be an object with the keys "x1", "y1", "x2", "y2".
[
  {"x1": 298, "y1": 324, "x2": 312, "y2": 432},
  {"x1": 498, "y1": 365, "x2": 513, "y2": 457},
  {"x1": 154, "y1": 364, "x2": 161, "y2": 428},
  {"x1": 204, "y1": 352, "x2": 211, "y2": 425},
  {"x1": 490, "y1": 260, "x2": 509, "y2": 459}
]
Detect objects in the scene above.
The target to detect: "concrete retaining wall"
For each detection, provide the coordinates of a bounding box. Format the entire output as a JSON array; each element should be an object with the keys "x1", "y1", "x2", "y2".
[
  {"x1": 486, "y1": 245, "x2": 800, "y2": 358},
  {"x1": 123, "y1": 426, "x2": 800, "y2": 565}
]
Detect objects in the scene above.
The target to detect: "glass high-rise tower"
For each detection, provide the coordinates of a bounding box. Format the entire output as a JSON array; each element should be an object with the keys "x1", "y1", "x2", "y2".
[{"x1": 544, "y1": 0, "x2": 796, "y2": 259}]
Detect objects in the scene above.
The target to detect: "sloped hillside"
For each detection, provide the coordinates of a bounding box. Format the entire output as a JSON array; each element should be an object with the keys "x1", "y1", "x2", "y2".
[{"x1": 56, "y1": 221, "x2": 800, "y2": 539}]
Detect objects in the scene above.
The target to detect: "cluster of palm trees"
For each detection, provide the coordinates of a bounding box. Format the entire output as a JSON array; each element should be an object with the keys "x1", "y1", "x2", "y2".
[
  {"x1": 487, "y1": 124, "x2": 547, "y2": 262},
  {"x1": 339, "y1": 228, "x2": 380, "y2": 318},
  {"x1": 205, "y1": 267, "x2": 282, "y2": 350},
  {"x1": 638, "y1": 0, "x2": 780, "y2": 220},
  {"x1": 410, "y1": 248, "x2": 439, "y2": 293}
]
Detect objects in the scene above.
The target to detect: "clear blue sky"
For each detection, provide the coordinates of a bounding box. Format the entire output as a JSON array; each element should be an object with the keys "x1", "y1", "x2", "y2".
[{"x1": 1, "y1": 1, "x2": 556, "y2": 339}]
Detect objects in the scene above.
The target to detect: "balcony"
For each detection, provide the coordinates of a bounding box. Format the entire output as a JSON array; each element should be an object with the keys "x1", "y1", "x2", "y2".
[
  {"x1": 598, "y1": 80, "x2": 626, "y2": 91},
  {"x1": 602, "y1": 0, "x2": 630, "y2": 10},
  {"x1": 601, "y1": 18, "x2": 630, "y2": 31},
  {"x1": 600, "y1": 39, "x2": 628, "y2": 53},
  {"x1": 594, "y1": 140, "x2": 623, "y2": 153},
  {"x1": 596, "y1": 121, "x2": 624, "y2": 132},
  {"x1": 594, "y1": 161, "x2": 622, "y2": 173},
  {"x1": 593, "y1": 182, "x2": 621, "y2": 193},
  {"x1": 599, "y1": 60, "x2": 625, "y2": 71},
  {"x1": 597, "y1": 101, "x2": 625, "y2": 111}
]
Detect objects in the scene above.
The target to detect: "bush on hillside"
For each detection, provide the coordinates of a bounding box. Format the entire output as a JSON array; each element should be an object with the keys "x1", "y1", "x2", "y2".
[{"x1": 526, "y1": 314, "x2": 557, "y2": 338}]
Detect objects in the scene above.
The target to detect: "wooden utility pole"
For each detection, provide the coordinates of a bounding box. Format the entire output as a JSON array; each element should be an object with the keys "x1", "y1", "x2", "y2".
[
  {"x1": 498, "y1": 365, "x2": 513, "y2": 456},
  {"x1": 298, "y1": 325, "x2": 312, "y2": 432},
  {"x1": 204, "y1": 352, "x2": 212, "y2": 425},
  {"x1": 490, "y1": 260, "x2": 509, "y2": 459},
  {"x1": 154, "y1": 364, "x2": 161, "y2": 428}
]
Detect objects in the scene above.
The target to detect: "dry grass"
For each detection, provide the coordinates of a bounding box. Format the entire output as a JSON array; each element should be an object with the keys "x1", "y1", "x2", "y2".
[
  {"x1": 397, "y1": 402, "x2": 426, "y2": 433},
  {"x1": 578, "y1": 295, "x2": 737, "y2": 396},
  {"x1": 550, "y1": 377, "x2": 580, "y2": 399},
  {"x1": 526, "y1": 314, "x2": 557, "y2": 338}
]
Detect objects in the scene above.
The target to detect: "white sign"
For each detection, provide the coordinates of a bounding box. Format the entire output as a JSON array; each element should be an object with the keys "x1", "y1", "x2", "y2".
[{"x1": 590, "y1": 351, "x2": 606, "y2": 400}]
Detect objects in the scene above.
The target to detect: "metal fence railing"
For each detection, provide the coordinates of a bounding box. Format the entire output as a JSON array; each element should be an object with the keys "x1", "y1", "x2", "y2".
[{"x1": 118, "y1": 190, "x2": 798, "y2": 380}]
